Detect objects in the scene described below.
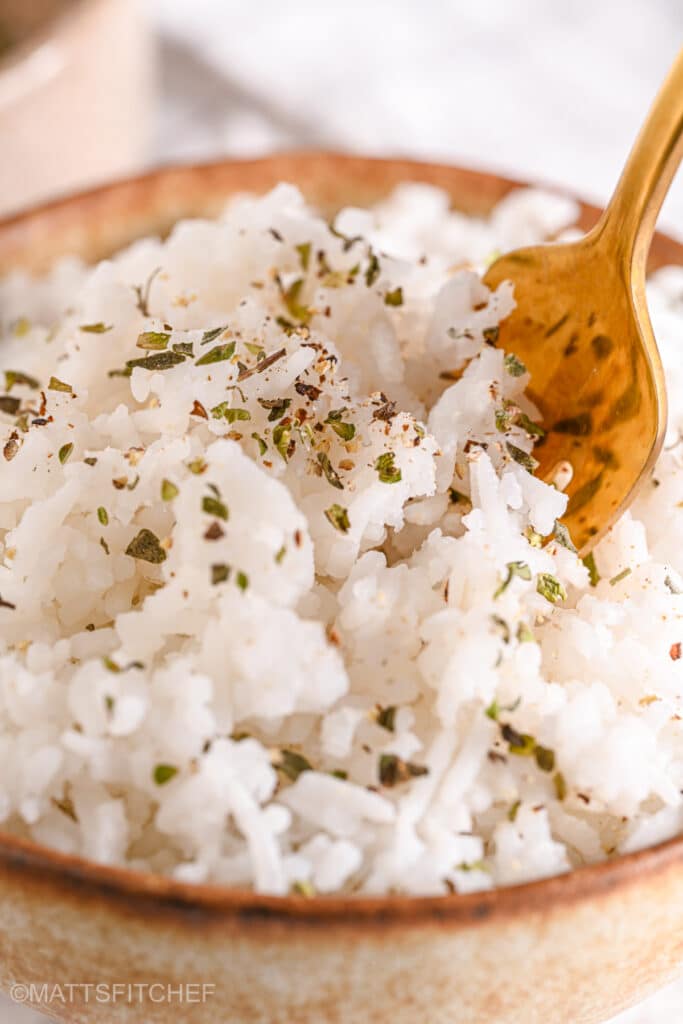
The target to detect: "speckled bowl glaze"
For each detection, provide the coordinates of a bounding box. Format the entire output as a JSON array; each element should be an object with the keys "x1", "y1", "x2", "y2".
[{"x1": 0, "y1": 153, "x2": 681, "y2": 1024}]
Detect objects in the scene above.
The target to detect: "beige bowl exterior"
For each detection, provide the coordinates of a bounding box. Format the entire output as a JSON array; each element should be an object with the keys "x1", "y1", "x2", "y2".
[
  {"x1": 0, "y1": 0, "x2": 153, "y2": 218},
  {"x1": 0, "y1": 153, "x2": 681, "y2": 1024}
]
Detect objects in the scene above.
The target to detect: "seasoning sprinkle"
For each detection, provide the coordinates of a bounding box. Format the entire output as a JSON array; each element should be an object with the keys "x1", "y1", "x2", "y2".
[
  {"x1": 195, "y1": 341, "x2": 236, "y2": 366},
  {"x1": 504, "y1": 352, "x2": 527, "y2": 377},
  {"x1": 494, "y1": 561, "x2": 531, "y2": 598},
  {"x1": 79, "y1": 322, "x2": 112, "y2": 333},
  {"x1": 506, "y1": 442, "x2": 539, "y2": 473},
  {"x1": 211, "y1": 563, "x2": 230, "y2": 585},
  {"x1": 153, "y1": 764, "x2": 178, "y2": 786},
  {"x1": 374, "y1": 451, "x2": 402, "y2": 484},
  {"x1": 277, "y1": 749, "x2": 313, "y2": 781},
  {"x1": 317, "y1": 452, "x2": 344, "y2": 489},
  {"x1": 136, "y1": 331, "x2": 170, "y2": 351},
  {"x1": 58, "y1": 442, "x2": 74, "y2": 464},
  {"x1": 324, "y1": 503, "x2": 351, "y2": 533},
  {"x1": 97, "y1": 506, "x2": 109, "y2": 525},
  {"x1": 378, "y1": 754, "x2": 429, "y2": 787},
  {"x1": 5, "y1": 370, "x2": 39, "y2": 391},
  {"x1": 536, "y1": 573, "x2": 567, "y2": 604},
  {"x1": 202, "y1": 495, "x2": 229, "y2": 521},
  {"x1": 384, "y1": 286, "x2": 404, "y2": 307},
  {"x1": 48, "y1": 376, "x2": 73, "y2": 393},
  {"x1": 200, "y1": 325, "x2": 228, "y2": 346},
  {"x1": 583, "y1": 551, "x2": 601, "y2": 587},
  {"x1": 126, "y1": 351, "x2": 185, "y2": 372},
  {"x1": 125, "y1": 528, "x2": 167, "y2": 564},
  {"x1": 161, "y1": 479, "x2": 179, "y2": 502}
]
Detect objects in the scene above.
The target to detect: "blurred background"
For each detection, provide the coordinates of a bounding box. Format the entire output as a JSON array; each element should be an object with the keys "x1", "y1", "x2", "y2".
[
  {"x1": 0, "y1": 0, "x2": 682, "y2": 230},
  {"x1": 1, "y1": 0, "x2": 682, "y2": 1021}
]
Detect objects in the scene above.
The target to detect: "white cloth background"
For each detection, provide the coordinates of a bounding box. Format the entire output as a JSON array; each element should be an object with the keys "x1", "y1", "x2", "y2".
[{"x1": 2, "y1": 1, "x2": 682, "y2": 1020}]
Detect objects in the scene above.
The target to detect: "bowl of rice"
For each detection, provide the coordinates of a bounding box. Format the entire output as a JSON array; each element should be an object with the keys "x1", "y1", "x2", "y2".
[{"x1": 0, "y1": 153, "x2": 681, "y2": 1024}]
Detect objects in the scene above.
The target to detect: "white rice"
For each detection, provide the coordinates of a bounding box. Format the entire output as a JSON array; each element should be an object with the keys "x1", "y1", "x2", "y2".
[{"x1": 0, "y1": 182, "x2": 681, "y2": 896}]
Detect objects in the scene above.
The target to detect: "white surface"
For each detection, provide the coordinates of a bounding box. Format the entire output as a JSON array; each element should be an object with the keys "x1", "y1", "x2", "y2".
[{"x1": 2, "y1": 1, "x2": 682, "y2": 1021}]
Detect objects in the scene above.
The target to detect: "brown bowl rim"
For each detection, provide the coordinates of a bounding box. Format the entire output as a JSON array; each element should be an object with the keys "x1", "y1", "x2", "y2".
[{"x1": 0, "y1": 151, "x2": 682, "y2": 926}]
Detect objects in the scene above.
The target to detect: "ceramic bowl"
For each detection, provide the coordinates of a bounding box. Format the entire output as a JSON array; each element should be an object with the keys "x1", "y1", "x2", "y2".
[{"x1": 0, "y1": 153, "x2": 681, "y2": 1024}]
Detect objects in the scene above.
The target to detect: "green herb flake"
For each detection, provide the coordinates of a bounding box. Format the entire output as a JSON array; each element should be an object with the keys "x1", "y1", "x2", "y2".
[
  {"x1": 105, "y1": 695, "x2": 115, "y2": 713},
  {"x1": 516, "y1": 622, "x2": 536, "y2": 644},
  {"x1": 295, "y1": 242, "x2": 312, "y2": 271},
  {"x1": 211, "y1": 563, "x2": 230, "y2": 585},
  {"x1": 275, "y1": 545, "x2": 287, "y2": 564},
  {"x1": 495, "y1": 408, "x2": 513, "y2": 433},
  {"x1": 504, "y1": 352, "x2": 527, "y2": 377},
  {"x1": 325, "y1": 412, "x2": 356, "y2": 441},
  {"x1": 553, "y1": 520, "x2": 577, "y2": 553},
  {"x1": 277, "y1": 749, "x2": 313, "y2": 781},
  {"x1": 236, "y1": 571, "x2": 249, "y2": 591},
  {"x1": 374, "y1": 451, "x2": 402, "y2": 484},
  {"x1": 376, "y1": 705, "x2": 397, "y2": 732},
  {"x1": 153, "y1": 764, "x2": 178, "y2": 786},
  {"x1": 583, "y1": 551, "x2": 601, "y2": 587},
  {"x1": 485, "y1": 699, "x2": 501, "y2": 721},
  {"x1": 5, "y1": 370, "x2": 39, "y2": 391},
  {"x1": 501, "y1": 723, "x2": 536, "y2": 757},
  {"x1": 136, "y1": 331, "x2": 170, "y2": 351},
  {"x1": 201, "y1": 326, "x2": 228, "y2": 346},
  {"x1": 292, "y1": 880, "x2": 315, "y2": 898},
  {"x1": 379, "y1": 754, "x2": 429, "y2": 787},
  {"x1": 494, "y1": 561, "x2": 532, "y2": 599},
  {"x1": 0, "y1": 396, "x2": 19, "y2": 417},
  {"x1": 103, "y1": 656, "x2": 120, "y2": 673},
  {"x1": 188, "y1": 457, "x2": 207, "y2": 475},
  {"x1": 384, "y1": 286, "x2": 404, "y2": 307},
  {"x1": 324, "y1": 503, "x2": 351, "y2": 533},
  {"x1": 125, "y1": 528, "x2": 167, "y2": 564},
  {"x1": 609, "y1": 567, "x2": 632, "y2": 587},
  {"x1": 161, "y1": 479, "x2": 179, "y2": 502},
  {"x1": 100, "y1": 537, "x2": 110, "y2": 555},
  {"x1": 79, "y1": 322, "x2": 112, "y2": 334},
  {"x1": 281, "y1": 278, "x2": 311, "y2": 324},
  {"x1": 51, "y1": 795, "x2": 78, "y2": 822},
  {"x1": 251, "y1": 432, "x2": 268, "y2": 456},
  {"x1": 506, "y1": 442, "x2": 539, "y2": 473},
  {"x1": 536, "y1": 573, "x2": 567, "y2": 604},
  {"x1": 202, "y1": 495, "x2": 229, "y2": 521},
  {"x1": 365, "y1": 251, "x2": 381, "y2": 287},
  {"x1": 508, "y1": 799, "x2": 521, "y2": 822},
  {"x1": 245, "y1": 341, "x2": 265, "y2": 359},
  {"x1": 48, "y1": 376, "x2": 73, "y2": 393},
  {"x1": 97, "y1": 506, "x2": 109, "y2": 526},
  {"x1": 516, "y1": 412, "x2": 545, "y2": 439},
  {"x1": 195, "y1": 342, "x2": 236, "y2": 367},
  {"x1": 126, "y1": 351, "x2": 185, "y2": 372},
  {"x1": 456, "y1": 860, "x2": 489, "y2": 873},
  {"x1": 58, "y1": 442, "x2": 74, "y2": 465},
  {"x1": 84, "y1": 457, "x2": 98, "y2": 467},
  {"x1": 317, "y1": 452, "x2": 344, "y2": 490},
  {"x1": 211, "y1": 403, "x2": 251, "y2": 424},
  {"x1": 534, "y1": 745, "x2": 556, "y2": 773},
  {"x1": 272, "y1": 423, "x2": 293, "y2": 462},
  {"x1": 554, "y1": 772, "x2": 567, "y2": 801},
  {"x1": 258, "y1": 397, "x2": 291, "y2": 422}
]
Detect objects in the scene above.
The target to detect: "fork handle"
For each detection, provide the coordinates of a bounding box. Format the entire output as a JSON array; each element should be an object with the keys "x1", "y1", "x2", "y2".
[{"x1": 598, "y1": 47, "x2": 683, "y2": 272}]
